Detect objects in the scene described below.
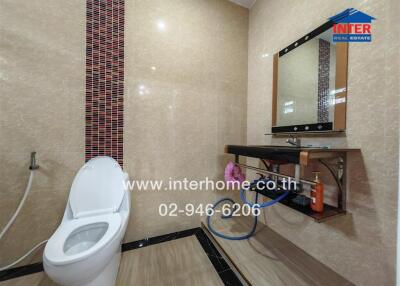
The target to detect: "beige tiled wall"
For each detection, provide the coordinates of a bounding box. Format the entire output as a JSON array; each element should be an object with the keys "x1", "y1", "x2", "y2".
[
  {"x1": 123, "y1": 0, "x2": 248, "y2": 242},
  {"x1": 0, "y1": 0, "x2": 248, "y2": 268},
  {"x1": 4, "y1": 2, "x2": 394, "y2": 284},
  {"x1": 248, "y1": 0, "x2": 399, "y2": 285},
  {"x1": 0, "y1": 0, "x2": 85, "y2": 266}
]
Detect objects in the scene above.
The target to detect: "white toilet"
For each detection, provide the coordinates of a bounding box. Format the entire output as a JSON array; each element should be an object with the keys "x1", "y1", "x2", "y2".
[{"x1": 43, "y1": 156, "x2": 130, "y2": 286}]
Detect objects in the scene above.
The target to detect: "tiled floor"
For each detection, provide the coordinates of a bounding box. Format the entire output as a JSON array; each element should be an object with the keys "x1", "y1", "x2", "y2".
[
  {"x1": 117, "y1": 236, "x2": 223, "y2": 285},
  {"x1": 204, "y1": 215, "x2": 353, "y2": 286},
  {"x1": 0, "y1": 217, "x2": 355, "y2": 286},
  {"x1": 0, "y1": 229, "x2": 242, "y2": 286},
  {"x1": 0, "y1": 272, "x2": 54, "y2": 286}
]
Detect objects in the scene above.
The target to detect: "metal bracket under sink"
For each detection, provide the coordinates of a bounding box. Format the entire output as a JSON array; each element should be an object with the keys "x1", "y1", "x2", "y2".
[{"x1": 229, "y1": 146, "x2": 353, "y2": 222}]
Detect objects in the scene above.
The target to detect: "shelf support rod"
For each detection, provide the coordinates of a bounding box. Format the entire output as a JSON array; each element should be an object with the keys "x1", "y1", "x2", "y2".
[{"x1": 235, "y1": 162, "x2": 316, "y2": 186}]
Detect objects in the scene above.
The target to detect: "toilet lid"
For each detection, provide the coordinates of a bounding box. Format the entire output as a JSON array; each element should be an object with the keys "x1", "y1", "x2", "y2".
[{"x1": 69, "y1": 157, "x2": 126, "y2": 219}]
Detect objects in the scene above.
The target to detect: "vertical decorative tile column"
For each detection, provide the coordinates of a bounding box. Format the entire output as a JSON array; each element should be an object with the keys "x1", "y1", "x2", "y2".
[
  {"x1": 317, "y1": 39, "x2": 330, "y2": 123},
  {"x1": 86, "y1": 0, "x2": 124, "y2": 167}
]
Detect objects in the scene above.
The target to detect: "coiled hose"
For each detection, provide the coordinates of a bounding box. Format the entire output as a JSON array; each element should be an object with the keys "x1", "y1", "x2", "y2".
[{"x1": 207, "y1": 178, "x2": 289, "y2": 240}]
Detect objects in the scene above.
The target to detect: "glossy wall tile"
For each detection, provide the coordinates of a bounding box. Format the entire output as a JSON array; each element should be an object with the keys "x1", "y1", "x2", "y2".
[
  {"x1": 123, "y1": 0, "x2": 249, "y2": 242},
  {"x1": 247, "y1": 0, "x2": 399, "y2": 285},
  {"x1": 0, "y1": 0, "x2": 85, "y2": 267}
]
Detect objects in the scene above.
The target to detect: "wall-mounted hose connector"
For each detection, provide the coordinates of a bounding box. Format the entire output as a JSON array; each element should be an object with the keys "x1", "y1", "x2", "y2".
[{"x1": 29, "y1": 151, "x2": 39, "y2": 170}]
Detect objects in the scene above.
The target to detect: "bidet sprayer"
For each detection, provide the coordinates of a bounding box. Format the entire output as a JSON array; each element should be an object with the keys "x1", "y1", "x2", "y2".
[{"x1": 29, "y1": 151, "x2": 39, "y2": 170}]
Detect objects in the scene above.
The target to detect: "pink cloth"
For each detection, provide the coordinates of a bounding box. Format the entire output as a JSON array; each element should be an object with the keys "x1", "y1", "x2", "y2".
[{"x1": 224, "y1": 161, "x2": 245, "y2": 183}]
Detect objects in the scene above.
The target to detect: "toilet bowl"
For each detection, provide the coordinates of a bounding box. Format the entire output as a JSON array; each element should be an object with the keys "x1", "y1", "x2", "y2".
[{"x1": 43, "y1": 157, "x2": 130, "y2": 286}]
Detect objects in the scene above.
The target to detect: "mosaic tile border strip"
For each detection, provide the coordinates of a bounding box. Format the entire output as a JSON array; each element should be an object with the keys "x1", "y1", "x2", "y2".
[{"x1": 85, "y1": 0, "x2": 124, "y2": 166}]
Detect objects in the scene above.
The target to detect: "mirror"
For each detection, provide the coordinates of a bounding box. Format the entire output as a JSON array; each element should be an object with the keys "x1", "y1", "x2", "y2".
[{"x1": 272, "y1": 21, "x2": 348, "y2": 133}]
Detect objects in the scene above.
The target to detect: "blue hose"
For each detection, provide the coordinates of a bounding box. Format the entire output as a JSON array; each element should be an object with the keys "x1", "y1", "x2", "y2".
[{"x1": 207, "y1": 178, "x2": 289, "y2": 240}]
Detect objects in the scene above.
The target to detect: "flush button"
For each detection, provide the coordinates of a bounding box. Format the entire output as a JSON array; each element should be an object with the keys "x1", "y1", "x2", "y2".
[
  {"x1": 305, "y1": 126, "x2": 309, "y2": 130},
  {"x1": 294, "y1": 127, "x2": 298, "y2": 131}
]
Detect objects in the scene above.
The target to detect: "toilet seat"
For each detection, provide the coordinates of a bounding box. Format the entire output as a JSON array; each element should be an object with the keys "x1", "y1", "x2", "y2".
[
  {"x1": 69, "y1": 157, "x2": 126, "y2": 219},
  {"x1": 44, "y1": 213, "x2": 121, "y2": 266}
]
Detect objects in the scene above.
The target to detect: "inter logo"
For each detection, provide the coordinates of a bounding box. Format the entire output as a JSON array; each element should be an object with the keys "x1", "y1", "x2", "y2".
[{"x1": 329, "y1": 8, "x2": 376, "y2": 42}]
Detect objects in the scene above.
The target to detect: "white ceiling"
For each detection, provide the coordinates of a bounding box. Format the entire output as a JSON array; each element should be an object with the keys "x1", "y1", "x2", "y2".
[{"x1": 229, "y1": 0, "x2": 256, "y2": 9}]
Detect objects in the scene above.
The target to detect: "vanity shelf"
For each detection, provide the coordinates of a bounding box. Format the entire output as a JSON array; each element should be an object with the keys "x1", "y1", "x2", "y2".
[
  {"x1": 257, "y1": 190, "x2": 346, "y2": 222},
  {"x1": 225, "y1": 145, "x2": 359, "y2": 166},
  {"x1": 225, "y1": 144, "x2": 360, "y2": 222}
]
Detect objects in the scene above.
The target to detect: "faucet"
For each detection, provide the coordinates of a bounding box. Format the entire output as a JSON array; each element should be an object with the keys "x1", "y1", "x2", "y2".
[{"x1": 286, "y1": 135, "x2": 301, "y2": 147}]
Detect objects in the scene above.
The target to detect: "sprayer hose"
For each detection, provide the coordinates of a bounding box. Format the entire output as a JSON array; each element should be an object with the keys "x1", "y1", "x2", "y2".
[{"x1": 0, "y1": 171, "x2": 48, "y2": 271}]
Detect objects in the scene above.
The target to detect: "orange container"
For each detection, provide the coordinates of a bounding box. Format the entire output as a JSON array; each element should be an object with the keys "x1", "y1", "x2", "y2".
[{"x1": 310, "y1": 172, "x2": 324, "y2": 213}]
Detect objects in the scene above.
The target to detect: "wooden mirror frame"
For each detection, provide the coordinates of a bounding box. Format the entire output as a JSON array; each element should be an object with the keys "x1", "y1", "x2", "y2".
[{"x1": 272, "y1": 21, "x2": 349, "y2": 134}]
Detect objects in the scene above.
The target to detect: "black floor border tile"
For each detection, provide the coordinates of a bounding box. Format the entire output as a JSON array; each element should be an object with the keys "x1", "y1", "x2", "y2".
[
  {"x1": 0, "y1": 262, "x2": 43, "y2": 282},
  {"x1": 218, "y1": 269, "x2": 245, "y2": 286},
  {"x1": 0, "y1": 227, "x2": 243, "y2": 286},
  {"x1": 121, "y1": 227, "x2": 199, "y2": 252},
  {"x1": 195, "y1": 228, "x2": 231, "y2": 273},
  {"x1": 195, "y1": 228, "x2": 243, "y2": 286}
]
